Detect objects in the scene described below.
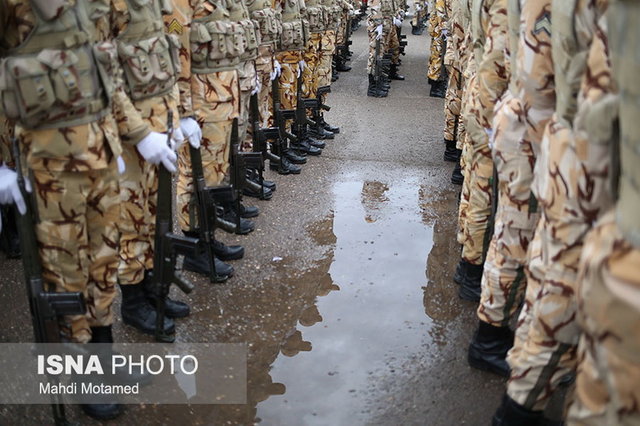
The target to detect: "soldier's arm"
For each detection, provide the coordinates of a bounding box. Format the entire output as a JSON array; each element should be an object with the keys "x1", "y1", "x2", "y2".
[
  {"x1": 475, "y1": 0, "x2": 508, "y2": 130},
  {"x1": 108, "y1": 0, "x2": 152, "y2": 145},
  {"x1": 516, "y1": 0, "x2": 554, "y2": 145}
]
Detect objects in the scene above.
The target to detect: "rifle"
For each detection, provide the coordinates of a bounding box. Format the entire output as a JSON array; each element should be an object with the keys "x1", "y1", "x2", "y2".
[
  {"x1": 250, "y1": 92, "x2": 280, "y2": 162},
  {"x1": 397, "y1": 22, "x2": 408, "y2": 55},
  {"x1": 12, "y1": 138, "x2": 86, "y2": 426},
  {"x1": 295, "y1": 74, "x2": 330, "y2": 138},
  {"x1": 189, "y1": 143, "x2": 234, "y2": 283},
  {"x1": 150, "y1": 111, "x2": 203, "y2": 342},
  {"x1": 338, "y1": 17, "x2": 353, "y2": 58},
  {"x1": 229, "y1": 118, "x2": 263, "y2": 228}
]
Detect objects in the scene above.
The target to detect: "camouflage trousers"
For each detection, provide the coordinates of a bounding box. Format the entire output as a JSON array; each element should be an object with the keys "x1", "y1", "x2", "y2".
[
  {"x1": 256, "y1": 44, "x2": 275, "y2": 127},
  {"x1": 275, "y1": 51, "x2": 302, "y2": 133},
  {"x1": 443, "y1": 66, "x2": 463, "y2": 143},
  {"x1": 428, "y1": 32, "x2": 445, "y2": 81},
  {"x1": 385, "y1": 27, "x2": 400, "y2": 65},
  {"x1": 411, "y1": 4, "x2": 428, "y2": 27},
  {"x1": 118, "y1": 144, "x2": 157, "y2": 286},
  {"x1": 303, "y1": 33, "x2": 322, "y2": 99},
  {"x1": 567, "y1": 210, "x2": 640, "y2": 425},
  {"x1": 456, "y1": 73, "x2": 476, "y2": 245},
  {"x1": 336, "y1": 13, "x2": 348, "y2": 47},
  {"x1": 478, "y1": 94, "x2": 539, "y2": 327},
  {"x1": 33, "y1": 165, "x2": 120, "y2": 343},
  {"x1": 318, "y1": 30, "x2": 336, "y2": 88},
  {"x1": 238, "y1": 60, "x2": 258, "y2": 151},
  {"x1": 177, "y1": 119, "x2": 233, "y2": 232},
  {"x1": 367, "y1": 21, "x2": 387, "y2": 74}
]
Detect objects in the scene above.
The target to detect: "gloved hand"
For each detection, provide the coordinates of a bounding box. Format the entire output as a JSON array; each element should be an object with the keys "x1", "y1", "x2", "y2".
[
  {"x1": 297, "y1": 60, "x2": 307, "y2": 78},
  {"x1": 0, "y1": 166, "x2": 27, "y2": 216},
  {"x1": 270, "y1": 59, "x2": 282, "y2": 80},
  {"x1": 393, "y1": 17, "x2": 402, "y2": 27},
  {"x1": 442, "y1": 28, "x2": 448, "y2": 37},
  {"x1": 376, "y1": 24, "x2": 383, "y2": 39},
  {"x1": 179, "y1": 117, "x2": 202, "y2": 149},
  {"x1": 170, "y1": 127, "x2": 185, "y2": 151},
  {"x1": 251, "y1": 75, "x2": 261, "y2": 95},
  {"x1": 136, "y1": 131, "x2": 178, "y2": 173},
  {"x1": 415, "y1": 4, "x2": 421, "y2": 11},
  {"x1": 485, "y1": 128, "x2": 494, "y2": 148},
  {"x1": 116, "y1": 156, "x2": 126, "y2": 175}
]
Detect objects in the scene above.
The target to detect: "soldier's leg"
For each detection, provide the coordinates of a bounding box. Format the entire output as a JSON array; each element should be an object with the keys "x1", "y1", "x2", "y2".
[
  {"x1": 316, "y1": 30, "x2": 339, "y2": 136},
  {"x1": 256, "y1": 46, "x2": 274, "y2": 127},
  {"x1": 366, "y1": 21, "x2": 387, "y2": 97},
  {"x1": 33, "y1": 167, "x2": 119, "y2": 344},
  {"x1": 443, "y1": 67, "x2": 462, "y2": 162},
  {"x1": 275, "y1": 52, "x2": 307, "y2": 166},
  {"x1": 388, "y1": 28, "x2": 404, "y2": 80},
  {"x1": 469, "y1": 97, "x2": 539, "y2": 377},
  {"x1": 302, "y1": 34, "x2": 321, "y2": 99},
  {"x1": 238, "y1": 60, "x2": 258, "y2": 151}
]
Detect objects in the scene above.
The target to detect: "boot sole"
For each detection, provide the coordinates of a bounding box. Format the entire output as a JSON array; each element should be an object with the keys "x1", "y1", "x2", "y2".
[
  {"x1": 122, "y1": 317, "x2": 175, "y2": 336},
  {"x1": 467, "y1": 353, "x2": 510, "y2": 378}
]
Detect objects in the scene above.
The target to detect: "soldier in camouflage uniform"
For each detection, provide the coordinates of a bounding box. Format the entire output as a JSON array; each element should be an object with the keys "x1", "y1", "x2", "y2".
[
  {"x1": 168, "y1": 0, "x2": 254, "y2": 257},
  {"x1": 0, "y1": 0, "x2": 182, "y2": 419},
  {"x1": 455, "y1": 0, "x2": 508, "y2": 302},
  {"x1": 566, "y1": 4, "x2": 640, "y2": 422},
  {"x1": 494, "y1": 0, "x2": 613, "y2": 423},
  {"x1": 366, "y1": 0, "x2": 398, "y2": 96},
  {"x1": 467, "y1": 0, "x2": 555, "y2": 380},
  {"x1": 427, "y1": 0, "x2": 447, "y2": 97},
  {"x1": 314, "y1": 0, "x2": 341, "y2": 137},
  {"x1": 411, "y1": 0, "x2": 429, "y2": 34},
  {"x1": 441, "y1": 0, "x2": 463, "y2": 166},
  {"x1": 111, "y1": 0, "x2": 194, "y2": 338},
  {"x1": 334, "y1": 0, "x2": 355, "y2": 72}
]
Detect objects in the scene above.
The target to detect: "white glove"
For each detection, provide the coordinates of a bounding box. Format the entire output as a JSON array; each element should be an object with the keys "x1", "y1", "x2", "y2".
[
  {"x1": 116, "y1": 156, "x2": 126, "y2": 175},
  {"x1": 442, "y1": 28, "x2": 448, "y2": 37},
  {"x1": 415, "y1": 4, "x2": 421, "y2": 11},
  {"x1": 170, "y1": 127, "x2": 185, "y2": 151},
  {"x1": 376, "y1": 24, "x2": 383, "y2": 39},
  {"x1": 0, "y1": 166, "x2": 27, "y2": 216},
  {"x1": 297, "y1": 60, "x2": 306, "y2": 78},
  {"x1": 251, "y1": 75, "x2": 261, "y2": 95},
  {"x1": 136, "y1": 131, "x2": 178, "y2": 173},
  {"x1": 270, "y1": 60, "x2": 282, "y2": 81},
  {"x1": 179, "y1": 117, "x2": 202, "y2": 149},
  {"x1": 393, "y1": 17, "x2": 402, "y2": 27},
  {"x1": 485, "y1": 128, "x2": 494, "y2": 148}
]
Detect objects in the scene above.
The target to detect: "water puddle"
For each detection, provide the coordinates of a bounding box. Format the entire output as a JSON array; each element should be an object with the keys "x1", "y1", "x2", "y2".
[{"x1": 256, "y1": 178, "x2": 436, "y2": 424}]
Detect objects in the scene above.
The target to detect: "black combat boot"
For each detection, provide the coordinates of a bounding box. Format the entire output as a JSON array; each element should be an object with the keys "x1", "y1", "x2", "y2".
[
  {"x1": 451, "y1": 159, "x2": 464, "y2": 185},
  {"x1": 468, "y1": 321, "x2": 513, "y2": 377},
  {"x1": 271, "y1": 154, "x2": 302, "y2": 174},
  {"x1": 141, "y1": 270, "x2": 190, "y2": 319},
  {"x1": 429, "y1": 79, "x2": 447, "y2": 98},
  {"x1": 0, "y1": 205, "x2": 20, "y2": 258},
  {"x1": 492, "y1": 394, "x2": 544, "y2": 426},
  {"x1": 243, "y1": 178, "x2": 273, "y2": 200},
  {"x1": 389, "y1": 64, "x2": 405, "y2": 80},
  {"x1": 292, "y1": 139, "x2": 322, "y2": 156},
  {"x1": 336, "y1": 54, "x2": 352, "y2": 72},
  {"x1": 183, "y1": 250, "x2": 234, "y2": 281},
  {"x1": 238, "y1": 202, "x2": 260, "y2": 218},
  {"x1": 216, "y1": 203, "x2": 255, "y2": 235},
  {"x1": 319, "y1": 115, "x2": 340, "y2": 134},
  {"x1": 309, "y1": 122, "x2": 334, "y2": 140},
  {"x1": 89, "y1": 326, "x2": 152, "y2": 385},
  {"x1": 81, "y1": 401, "x2": 123, "y2": 421},
  {"x1": 411, "y1": 24, "x2": 420, "y2": 35},
  {"x1": 458, "y1": 262, "x2": 483, "y2": 301},
  {"x1": 183, "y1": 230, "x2": 244, "y2": 261},
  {"x1": 453, "y1": 258, "x2": 471, "y2": 285},
  {"x1": 367, "y1": 74, "x2": 387, "y2": 97},
  {"x1": 246, "y1": 168, "x2": 276, "y2": 191},
  {"x1": 283, "y1": 149, "x2": 307, "y2": 164},
  {"x1": 443, "y1": 139, "x2": 458, "y2": 162},
  {"x1": 120, "y1": 283, "x2": 175, "y2": 335}
]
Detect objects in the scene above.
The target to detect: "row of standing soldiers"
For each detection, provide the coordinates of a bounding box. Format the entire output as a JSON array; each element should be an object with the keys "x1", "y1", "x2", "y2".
[
  {"x1": 437, "y1": 0, "x2": 640, "y2": 424},
  {"x1": 0, "y1": 0, "x2": 362, "y2": 420}
]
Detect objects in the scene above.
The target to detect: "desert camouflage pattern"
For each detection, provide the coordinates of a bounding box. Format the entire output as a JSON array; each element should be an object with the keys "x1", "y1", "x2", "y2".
[
  {"x1": 411, "y1": 0, "x2": 429, "y2": 27},
  {"x1": 167, "y1": 0, "x2": 240, "y2": 231},
  {"x1": 568, "y1": 2, "x2": 640, "y2": 421},
  {"x1": 427, "y1": 0, "x2": 447, "y2": 81},
  {"x1": 366, "y1": 0, "x2": 389, "y2": 74},
  {"x1": 478, "y1": 0, "x2": 551, "y2": 327},
  {"x1": 443, "y1": 0, "x2": 465, "y2": 143},
  {"x1": 238, "y1": 60, "x2": 259, "y2": 150},
  {"x1": 256, "y1": 44, "x2": 275, "y2": 127},
  {"x1": 302, "y1": 32, "x2": 323, "y2": 98},
  {"x1": 0, "y1": 0, "x2": 153, "y2": 342},
  {"x1": 112, "y1": 2, "x2": 182, "y2": 286},
  {"x1": 459, "y1": 0, "x2": 508, "y2": 266},
  {"x1": 274, "y1": 51, "x2": 303, "y2": 133},
  {"x1": 335, "y1": 0, "x2": 354, "y2": 47},
  {"x1": 317, "y1": 29, "x2": 337, "y2": 88},
  {"x1": 506, "y1": 0, "x2": 611, "y2": 410}
]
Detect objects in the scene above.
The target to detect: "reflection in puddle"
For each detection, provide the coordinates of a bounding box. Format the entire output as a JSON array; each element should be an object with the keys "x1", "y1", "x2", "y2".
[{"x1": 257, "y1": 179, "x2": 435, "y2": 425}]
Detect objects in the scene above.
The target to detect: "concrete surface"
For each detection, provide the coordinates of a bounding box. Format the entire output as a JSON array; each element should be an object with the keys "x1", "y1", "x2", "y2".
[{"x1": 0, "y1": 18, "x2": 506, "y2": 426}]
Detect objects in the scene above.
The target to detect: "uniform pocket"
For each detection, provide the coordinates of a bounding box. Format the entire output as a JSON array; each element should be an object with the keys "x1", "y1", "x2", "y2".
[{"x1": 8, "y1": 56, "x2": 56, "y2": 121}]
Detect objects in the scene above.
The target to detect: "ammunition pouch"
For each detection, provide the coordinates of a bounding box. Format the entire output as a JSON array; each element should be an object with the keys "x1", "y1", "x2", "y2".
[
  {"x1": 306, "y1": 6, "x2": 326, "y2": 32},
  {"x1": 190, "y1": 20, "x2": 246, "y2": 73},
  {"x1": 279, "y1": 20, "x2": 306, "y2": 51},
  {"x1": 251, "y1": 9, "x2": 282, "y2": 44}
]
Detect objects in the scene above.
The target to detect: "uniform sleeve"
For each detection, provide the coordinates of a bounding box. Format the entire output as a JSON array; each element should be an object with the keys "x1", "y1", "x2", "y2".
[
  {"x1": 475, "y1": 0, "x2": 508, "y2": 130},
  {"x1": 164, "y1": 0, "x2": 195, "y2": 118},
  {"x1": 109, "y1": 0, "x2": 151, "y2": 145},
  {"x1": 516, "y1": 0, "x2": 554, "y2": 145}
]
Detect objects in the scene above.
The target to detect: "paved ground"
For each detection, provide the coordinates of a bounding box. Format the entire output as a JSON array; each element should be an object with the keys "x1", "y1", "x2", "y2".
[{"x1": 0, "y1": 19, "x2": 507, "y2": 426}]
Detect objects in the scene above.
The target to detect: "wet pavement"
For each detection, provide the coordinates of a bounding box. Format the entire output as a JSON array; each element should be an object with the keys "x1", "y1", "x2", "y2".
[{"x1": 0, "y1": 18, "x2": 505, "y2": 426}]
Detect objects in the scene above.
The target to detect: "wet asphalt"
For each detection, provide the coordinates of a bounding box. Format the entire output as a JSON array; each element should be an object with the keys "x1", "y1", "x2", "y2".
[{"x1": 0, "y1": 18, "x2": 506, "y2": 426}]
